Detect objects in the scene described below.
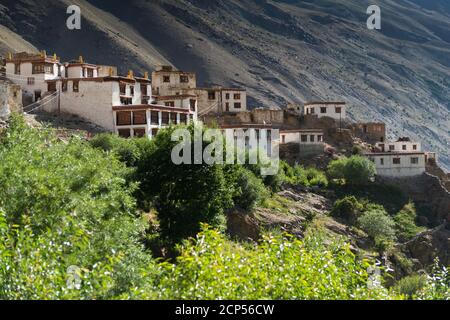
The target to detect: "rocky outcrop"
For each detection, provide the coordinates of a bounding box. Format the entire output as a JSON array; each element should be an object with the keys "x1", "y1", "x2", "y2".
[
  {"x1": 401, "y1": 223, "x2": 450, "y2": 270},
  {"x1": 377, "y1": 174, "x2": 450, "y2": 226}
]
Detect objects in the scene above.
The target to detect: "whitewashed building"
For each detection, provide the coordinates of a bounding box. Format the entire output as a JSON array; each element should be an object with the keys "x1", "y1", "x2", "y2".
[
  {"x1": 365, "y1": 152, "x2": 426, "y2": 177},
  {"x1": 375, "y1": 137, "x2": 421, "y2": 153},
  {"x1": 5, "y1": 52, "x2": 197, "y2": 139},
  {"x1": 280, "y1": 129, "x2": 324, "y2": 145},
  {"x1": 303, "y1": 102, "x2": 346, "y2": 120}
]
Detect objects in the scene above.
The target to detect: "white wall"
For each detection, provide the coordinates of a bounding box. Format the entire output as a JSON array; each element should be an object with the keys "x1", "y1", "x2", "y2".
[
  {"x1": 281, "y1": 131, "x2": 324, "y2": 144},
  {"x1": 60, "y1": 80, "x2": 115, "y2": 130},
  {"x1": 367, "y1": 153, "x2": 426, "y2": 177},
  {"x1": 304, "y1": 103, "x2": 346, "y2": 120},
  {"x1": 376, "y1": 141, "x2": 421, "y2": 153}
]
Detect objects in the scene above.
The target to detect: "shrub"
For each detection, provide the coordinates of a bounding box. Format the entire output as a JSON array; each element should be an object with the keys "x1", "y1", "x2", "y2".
[
  {"x1": 227, "y1": 166, "x2": 269, "y2": 211},
  {"x1": 0, "y1": 114, "x2": 153, "y2": 298},
  {"x1": 135, "y1": 125, "x2": 233, "y2": 243},
  {"x1": 328, "y1": 156, "x2": 376, "y2": 186},
  {"x1": 331, "y1": 196, "x2": 364, "y2": 224},
  {"x1": 305, "y1": 167, "x2": 328, "y2": 187},
  {"x1": 394, "y1": 202, "x2": 423, "y2": 242},
  {"x1": 150, "y1": 226, "x2": 395, "y2": 300},
  {"x1": 357, "y1": 208, "x2": 396, "y2": 243},
  {"x1": 394, "y1": 275, "x2": 428, "y2": 299}
]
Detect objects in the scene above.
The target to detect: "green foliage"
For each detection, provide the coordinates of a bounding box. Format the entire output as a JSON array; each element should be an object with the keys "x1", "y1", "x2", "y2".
[
  {"x1": 331, "y1": 196, "x2": 364, "y2": 225},
  {"x1": 150, "y1": 226, "x2": 395, "y2": 300},
  {"x1": 135, "y1": 125, "x2": 233, "y2": 243},
  {"x1": 417, "y1": 263, "x2": 450, "y2": 300},
  {"x1": 393, "y1": 275, "x2": 428, "y2": 299},
  {"x1": 328, "y1": 156, "x2": 376, "y2": 186},
  {"x1": 280, "y1": 161, "x2": 328, "y2": 188},
  {"x1": 0, "y1": 114, "x2": 154, "y2": 298},
  {"x1": 357, "y1": 208, "x2": 396, "y2": 244},
  {"x1": 394, "y1": 202, "x2": 424, "y2": 242},
  {"x1": 226, "y1": 165, "x2": 269, "y2": 211}
]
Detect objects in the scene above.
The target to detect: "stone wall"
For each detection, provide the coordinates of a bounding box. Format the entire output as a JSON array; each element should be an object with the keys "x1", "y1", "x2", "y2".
[
  {"x1": 349, "y1": 122, "x2": 386, "y2": 144},
  {"x1": 0, "y1": 81, "x2": 22, "y2": 119}
]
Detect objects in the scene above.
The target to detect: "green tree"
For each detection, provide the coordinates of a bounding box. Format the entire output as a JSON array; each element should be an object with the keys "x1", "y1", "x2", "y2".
[
  {"x1": 328, "y1": 156, "x2": 376, "y2": 186},
  {"x1": 135, "y1": 125, "x2": 233, "y2": 242},
  {"x1": 358, "y1": 208, "x2": 396, "y2": 243},
  {"x1": 331, "y1": 196, "x2": 364, "y2": 225},
  {"x1": 394, "y1": 202, "x2": 423, "y2": 242}
]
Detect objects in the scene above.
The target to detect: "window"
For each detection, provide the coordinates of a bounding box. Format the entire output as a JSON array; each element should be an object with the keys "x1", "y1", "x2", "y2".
[
  {"x1": 119, "y1": 83, "x2": 126, "y2": 95},
  {"x1": 310, "y1": 135, "x2": 315, "y2": 142},
  {"x1": 170, "y1": 113, "x2": 177, "y2": 123},
  {"x1": 225, "y1": 93, "x2": 230, "y2": 100},
  {"x1": 335, "y1": 107, "x2": 342, "y2": 113},
  {"x1": 133, "y1": 128, "x2": 146, "y2": 138},
  {"x1": 44, "y1": 64, "x2": 53, "y2": 74},
  {"x1": 151, "y1": 111, "x2": 159, "y2": 125},
  {"x1": 225, "y1": 102, "x2": 230, "y2": 112},
  {"x1": 47, "y1": 82, "x2": 56, "y2": 92},
  {"x1": 389, "y1": 145, "x2": 395, "y2": 151},
  {"x1": 310, "y1": 108, "x2": 315, "y2": 114},
  {"x1": 380, "y1": 158, "x2": 384, "y2": 165},
  {"x1": 282, "y1": 135, "x2": 286, "y2": 144},
  {"x1": 180, "y1": 75, "x2": 189, "y2": 83},
  {"x1": 411, "y1": 157, "x2": 419, "y2": 165},
  {"x1": 393, "y1": 158, "x2": 401, "y2": 165},
  {"x1": 118, "y1": 129, "x2": 131, "y2": 138},
  {"x1": 413, "y1": 145, "x2": 417, "y2": 150},
  {"x1": 320, "y1": 107, "x2": 327, "y2": 114},
  {"x1": 161, "y1": 112, "x2": 170, "y2": 125},
  {"x1": 208, "y1": 91, "x2": 216, "y2": 100},
  {"x1": 27, "y1": 77, "x2": 35, "y2": 85},
  {"x1": 116, "y1": 112, "x2": 132, "y2": 126},
  {"x1": 73, "y1": 81, "x2": 79, "y2": 92},
  {"x1": 133, "y1": 111, "x2": 147, "y2": 125},
  {"x1": 234, "y1": 102, "x2": 241, "y2": 109},
  {"x1": 62, "y1": 80, "x2": 67, "y2": 92},
  {"x1": 190, "y1": 99, "x2": 196, "y2": 111},
  {"x1": 14, "y1": 64, "x2": 20, "y2": 75},
  {"x1": 130, "y1": 86, "x2": 134, "y2": 96},
  {"x1": 141, "y1": 84, "x2": 148, "y2": 96},
  {"x1": 165, "y1": 101, "x2": 175, "y2": 107},
  {"x1": 180, "y1": 114, "x2": 187, "y2": 124},
  {"x1": 402, "y1": 145, "x2": 407, "y2": 151},
  {"x1": 301, "y1": 135, "x2": 308, "y2": 143},
  {"x1": 318, "y1": 135, "x2": 323, "y2": 142},
  {"x1": 163, "y1": 75, "x2": 170, "y2": 83},
  {"x1": 87, "y1": 68, "x2": 94, "y2": 78},
  {"x1": 120, "y1": 97, "x2": 132, "y2": 105},
  {"x1": 234, "y1": 93, "x2": 241, "y2": 100},
  {"x1": 32, "y1": 64, "x2": 44, "y2": 74}
]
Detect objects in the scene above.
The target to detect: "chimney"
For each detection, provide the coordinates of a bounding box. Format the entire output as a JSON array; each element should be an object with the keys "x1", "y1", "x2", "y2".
[
  {"x1": 53, "y1": 53, "x2": 57, "y2": 61},
  {"x1": 143, "y1": 71, "x2": 149, "y2": 79},
  {"x1": 127, "y1": 70, "x2": 134, "y2": 79},
  {"x1": 79, "y1": 55, "x2": 84, "y2": 64}
]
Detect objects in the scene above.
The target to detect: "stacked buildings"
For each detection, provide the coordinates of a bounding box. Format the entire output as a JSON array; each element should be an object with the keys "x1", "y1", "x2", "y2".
[{"x1": 3, "y1": 50, "x2": 438, "y2": 178}]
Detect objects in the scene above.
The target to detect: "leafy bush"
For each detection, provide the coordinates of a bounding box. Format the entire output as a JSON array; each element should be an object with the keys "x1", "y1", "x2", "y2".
[
  {"x1": 0, "y1": 114, "x2": 153, "y2": 298},
  {"x1": 281, "y1": 161, "x2": 328, "y2": 188},
  {"x1": 394, "y1": 202, "x2": 424, "y2": 242},
  {"x1": 149, "y1": 226, "x2": 395, "y2": 300},
  {"x1": 393, "y1": 275, "x2": 428, "y2": 299},
  {"x1": 417, "y1": 263, "x2": 450, "y2": 300},
  {"x1": 135, "y1": 125, "x2": 233, "y2": 243},
  {"x1": 331, "y1": 196, "x2": 364, "y2": 224},
  {"x1": 328, "y1": 156, "x2": 376, "y2": 186},
  {"x1": 226, "y1": 166, "x2": 269, "y2": 211},
  {"x1": 357, "y1": 208, "x2": 396, "y2": 244}
]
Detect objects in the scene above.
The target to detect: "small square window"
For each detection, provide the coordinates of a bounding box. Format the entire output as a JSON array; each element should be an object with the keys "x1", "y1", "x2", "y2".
[
  {"x1": 234, "y1": 93, "x2": 241, "y2": 100},
  {"x1": 180, "y1": 75, "x2": 189, "y2": 83},
  {"x1": 402, "y1": 145, "x2": 407, "y2": 150},
  {"x1": 411, "y1": 157, "x2": 419, "y2": 164},
  {"x1": 234, "y1": 102, "x2": 241, "y2": 109},
  {"x1": 335, "y1": 107, "x2": 342, "y2": 113},
  {"x1": 320, "y1": 107, "x2": 327, "y2": 114},
  {"x1": 393, "y1": 158, "x2": 401, "y2": 165},
  {"x1": 163, "y1": 76, "x2": 170, "y2": 83}
]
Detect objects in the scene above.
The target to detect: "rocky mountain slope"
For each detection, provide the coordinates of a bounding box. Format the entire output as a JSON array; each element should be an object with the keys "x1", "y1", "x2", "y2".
[{"x1": 0, "y1": 0, "x2": 449, "y2": 169}]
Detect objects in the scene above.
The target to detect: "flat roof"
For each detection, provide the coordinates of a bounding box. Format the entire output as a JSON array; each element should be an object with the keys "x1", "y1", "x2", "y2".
[
  {"x1": 304, "y1": 101, "x2": 346, "y2": 106},
  {"x1": 364, "y1": 152, "x2": 425, "y2": 156},
  {"x1": 155, "y1": 94, "x2": 197, "y2": 100},
  {"x1": 112, "y1": 104, "x2": 194, "y2": 114},
  {"x1": 280, "y1": 129, "x2": 324, "y2": 133}
]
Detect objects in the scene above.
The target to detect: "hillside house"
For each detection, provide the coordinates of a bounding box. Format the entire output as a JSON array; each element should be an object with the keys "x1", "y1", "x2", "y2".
[
  {"x1": 5, "y1": 52, "x2": 197, "y2": 139},
  {"x1": 349, "y1": 122, "x2": 386, "y2": 144},
  {"x1": 151, "y1": 65, "x2": 196, "y2": 96},
  {"x1": 375, "y1": 137, "x2": 421, "y2": 153},
  {"x1": 5, "y1": 51, "x2": 61, "y2": 103},
  {"x1": 303, "y1": 102, "x2": 346, "y2": 121},
  {"x1": 365, "y1": 152, "x2": 426, "y2": 177}
]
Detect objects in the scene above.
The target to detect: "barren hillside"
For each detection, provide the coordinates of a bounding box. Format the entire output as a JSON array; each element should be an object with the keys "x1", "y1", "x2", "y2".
[{"x1": 0, "y1": 0, "x2": 449, "y2": 169}]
